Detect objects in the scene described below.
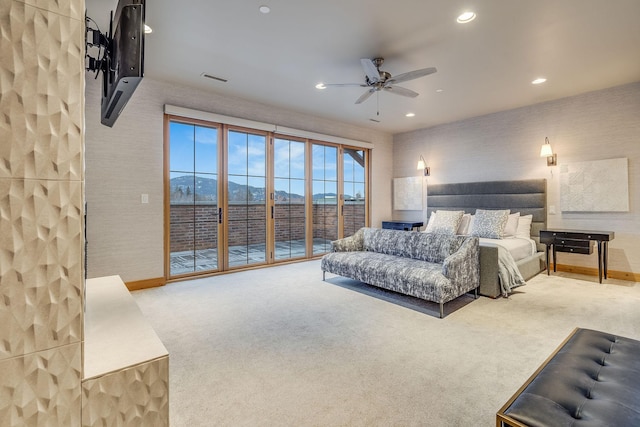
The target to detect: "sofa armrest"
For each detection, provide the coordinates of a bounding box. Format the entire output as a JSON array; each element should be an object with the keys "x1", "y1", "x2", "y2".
[
  {"x1": 442, "y1": 237, "x2": 480, "y2": 290},
  {"x1": 331, "y1": 228, "x2": 365, "y2": 252}
]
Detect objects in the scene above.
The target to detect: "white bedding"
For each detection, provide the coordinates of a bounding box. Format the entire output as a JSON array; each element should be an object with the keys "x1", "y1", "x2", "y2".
[
  {"x1": 479, "y1": 237, "x2": 532, "y2": 296},
  {"x1": 478, "y1": 237, "x2": 536, "y2": 262}
]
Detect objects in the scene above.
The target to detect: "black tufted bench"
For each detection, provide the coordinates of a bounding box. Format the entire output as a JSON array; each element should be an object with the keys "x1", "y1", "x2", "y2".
[{"x1": 497, "y1": 328, "x2": 640, "y2": 427}]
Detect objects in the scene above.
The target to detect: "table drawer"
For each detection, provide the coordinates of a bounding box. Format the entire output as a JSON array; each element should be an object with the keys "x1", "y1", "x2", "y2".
[
  {"x1": 554, "y1": 244, "x2": 593, "y2": 255},
  {"x1": 543, "y1": 231, "x2": 610, "y2": 241},
  {"x1": 555, "y1": 238, "x2": 590, "y2": 248}
]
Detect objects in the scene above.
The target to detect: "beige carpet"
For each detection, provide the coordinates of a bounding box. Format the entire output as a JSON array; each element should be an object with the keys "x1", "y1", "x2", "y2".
[{"x1": 132, "y1": 260, "x2": 640, "y2": 426}]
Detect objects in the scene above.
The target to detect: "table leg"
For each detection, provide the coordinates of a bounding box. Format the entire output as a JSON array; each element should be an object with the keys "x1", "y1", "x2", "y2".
[
  {"x1": 545, "y1": 244, "x2": 550, "y2": 275},
  {"x1": 552, "y1": 244, "x2": 557, "y2": 272},
  {"x1": 597, "y1": 241, "x2": 603, "y2": 283},
  {"x1": 603, "y1": 242, "x2": 609, "y2": 280}
]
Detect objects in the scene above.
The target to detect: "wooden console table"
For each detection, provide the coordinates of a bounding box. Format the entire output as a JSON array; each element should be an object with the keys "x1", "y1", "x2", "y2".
[
  {"x1": 382, "y1": 220, "x2": 423, "y2": 231},
  {"x1": 540, "y1": 229, "x2": 615, "y2": 283}
]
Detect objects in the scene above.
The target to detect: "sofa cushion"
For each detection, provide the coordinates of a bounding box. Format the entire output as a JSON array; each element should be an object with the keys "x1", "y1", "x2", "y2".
[
  {"x1": 362, "y1": 228, "x2": 468, "y2": 264},
  {"x1": 362, "y1": 228, "x2": 415, "y2": 258},
  {"x1": 410, "y1": 232, "x2": 467, "y2": 263}
]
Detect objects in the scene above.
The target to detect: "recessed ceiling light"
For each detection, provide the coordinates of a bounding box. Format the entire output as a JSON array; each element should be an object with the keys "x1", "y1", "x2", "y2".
[
  {"x1": 435, "y1": 89, "x2": 444, "y2": 93},
  {"x1": 532, "y1": 78, "x2": 547, "y2": 85},
  {"x1": 144, "y1": 24, "x2": 152, "y2": 34},
  {"x1": 315, "y1": 83, "x2": 326, "y2": 90},
  {"x1": 405, "y1": 113, "x2": 415, "y2": 118},
  {"x1": 259, "y1": 5, "x2": 271, "y2": 14},
  {"x1": 457, "y1": 11, "x2": 476, "y2": 23}
]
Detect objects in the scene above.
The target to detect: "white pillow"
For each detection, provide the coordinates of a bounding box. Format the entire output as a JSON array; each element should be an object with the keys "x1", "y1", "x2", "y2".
[
  {"x1": 430, "y1": 210, "x2": 464, "y2": 235},
  {"x1": 516, "y1": 214, "x2": 533, "y2": 239},
  {"x1": 470, "y1": 209, "x2": 510, "y2": 239},
  {"x1": 503, "y1": 212, "x2": 521, "y2": 238},
  {"x1": 456, "y1": 213, "x2": 472, "y2": 235},
  {"x1": 424, "y1": 211, "x2": 437, "y2": 233}
]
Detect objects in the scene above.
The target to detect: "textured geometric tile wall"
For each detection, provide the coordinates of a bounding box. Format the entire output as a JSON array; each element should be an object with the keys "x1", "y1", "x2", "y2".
[
  {"x1": 0, "y1": 0, "x2": 84, "y2": 181},
  {"x1": 22, "y1": 0, "x2": 85, "y2": 21},
  {"x1": 0, "y1": 178, "x2": 83, "y2": 359},
  {"x1": 0, "y1": 0, "x2": 85, "y2": 425},
  {"x1": 0, "y1": 0, "x2": 85, "y2": 358},
  {"x1": 81, "y1": 357, "x2": 170, "y2": 427},
  {"x1": 0, "y1": 343, "x2": 82, "y2": 426}
]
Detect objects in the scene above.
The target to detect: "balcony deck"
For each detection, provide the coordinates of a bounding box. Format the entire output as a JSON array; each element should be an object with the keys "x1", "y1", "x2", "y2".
[{"x1": 170, "y1": 238, "x2": 332, "y2": 275}]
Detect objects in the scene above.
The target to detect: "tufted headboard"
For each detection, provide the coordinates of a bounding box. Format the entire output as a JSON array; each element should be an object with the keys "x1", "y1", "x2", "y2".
[{"x1": 426, "y1": 179, "x2": 547, "y2": 252}]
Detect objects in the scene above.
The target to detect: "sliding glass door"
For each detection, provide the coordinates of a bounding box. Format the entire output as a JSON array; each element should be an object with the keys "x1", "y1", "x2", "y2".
[
  {"x1": 274, "y1": 137, "x2": 307, "y2": 260},
  {"x1": 312, "y1": 144, "x2": 338, "y2": 255},
  {"x1": 168, "y1": 121, "x2": 220, "y2": 276},
  {"x1": 226, "y1": 129, "x2": 268, "y2": 267},
  {"x1": 343, "y1": 148, "x2": 367, "y2": 237}
]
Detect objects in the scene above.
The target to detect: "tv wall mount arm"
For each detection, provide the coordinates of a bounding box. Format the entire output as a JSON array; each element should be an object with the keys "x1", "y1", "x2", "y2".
[{"x1": 85, "y1": 15, "x2": 111, "y2": 76}]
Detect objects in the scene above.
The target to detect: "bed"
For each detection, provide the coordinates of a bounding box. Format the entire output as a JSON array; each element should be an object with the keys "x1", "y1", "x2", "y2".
[{"x1": 426, "y1": 179, "x2": 547, "y2": 298}]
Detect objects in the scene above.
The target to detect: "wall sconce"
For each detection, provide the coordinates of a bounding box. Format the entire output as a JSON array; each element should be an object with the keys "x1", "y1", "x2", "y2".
[
  {"x1": 540, "y1": 137, "x2": 557, "y2": 166},
  {"x1": 417, "y1": 155, "x2": 430, "y2": 176}
]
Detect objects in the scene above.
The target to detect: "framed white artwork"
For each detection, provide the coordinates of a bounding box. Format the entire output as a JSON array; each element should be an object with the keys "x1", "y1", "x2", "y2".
[
  {"x1": 560, "y1": 157, "x2": 629, "y2": 212},
  {"x1": 393, "y1": 176, "x2": 424, "y2": 210}
]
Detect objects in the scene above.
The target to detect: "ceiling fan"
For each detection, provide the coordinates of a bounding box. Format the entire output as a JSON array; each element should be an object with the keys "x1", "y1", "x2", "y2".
[{"x1": 321, "y1": 58, "x2": 437, "y2": 105}]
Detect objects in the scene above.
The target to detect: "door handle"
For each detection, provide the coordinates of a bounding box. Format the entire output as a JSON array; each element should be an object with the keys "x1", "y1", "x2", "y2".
[{"x1": 218, "y1": 207, "x2": 223, "y2": 224}]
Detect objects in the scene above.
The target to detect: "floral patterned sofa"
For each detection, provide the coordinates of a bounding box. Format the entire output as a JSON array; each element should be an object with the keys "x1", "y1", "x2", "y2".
[{"x1": 321, "y1": 227, "x2": 480, "y2": 318}]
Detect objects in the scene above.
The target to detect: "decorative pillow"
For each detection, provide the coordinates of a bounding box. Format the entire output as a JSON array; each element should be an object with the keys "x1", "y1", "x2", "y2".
[
  {"x1": 503, "y1": 212, "x2": 521, "y2": 237},
  {"x1": 430, "y1": 210, "x2": 464, "y2": 235},
  {"x1": 470, "y1": 209, "x2": 510, "y2": 239},
  {"x1": 467, "y1": 215, "x2": 475, "y2": 234},
  {"x1": 456, "y1": 213, "x2": 472, "y2": 235},
  {"x1": 516, "y1": 214, "x2": 533, "y2": 239},
  {"x1": 424, "y1": 211, "x2": 437, "y2": 233}
]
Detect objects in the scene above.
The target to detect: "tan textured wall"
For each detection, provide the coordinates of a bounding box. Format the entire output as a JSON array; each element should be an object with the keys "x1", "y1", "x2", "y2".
[
  {"x1": 82, "y1": 356, "x2": 169, "y2": 427},
  {"x1": 84, "y1": 76, "x2": 393, "y2": 282},
  {"x1": 0, "y1": 0, "x2": 85, "y2": 425},
  {"x1": 393, "y1": 82, "x2": 640, "y2": 275}
]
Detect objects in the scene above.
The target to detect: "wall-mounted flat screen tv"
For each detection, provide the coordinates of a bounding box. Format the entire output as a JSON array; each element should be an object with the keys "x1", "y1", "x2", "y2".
[{"x1": 101, "y1": 0, "x2": 145, "y2": 127}]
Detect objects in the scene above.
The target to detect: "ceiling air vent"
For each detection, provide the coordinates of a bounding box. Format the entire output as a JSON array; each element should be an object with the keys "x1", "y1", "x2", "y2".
[{"x1": 201, "y1": 73, "x2": 228, "y2": 83}]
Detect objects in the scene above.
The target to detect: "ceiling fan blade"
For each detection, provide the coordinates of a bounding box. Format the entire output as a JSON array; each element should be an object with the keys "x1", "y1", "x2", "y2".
[
  {"x1": 321, "y1": 83, "x2": 368, "y2": 88},
  {"x1": 383, "y1": 85, "x2": 419, "y2": 98},
  {"x1": 355, "y1": 88, "x2": 376, "y2": 104},
  {"x1": 386, "y1": 67, "x2": 437, "y2": 85},
  {"x1": 360, "y1": 58, "x2": 380, "y2": 83}
]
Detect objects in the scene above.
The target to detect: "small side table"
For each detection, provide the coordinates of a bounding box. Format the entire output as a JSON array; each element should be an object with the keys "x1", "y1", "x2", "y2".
[
  {"x1": 382, "y1": 220, "x2": 423, "y2": 232},
  {"x1": 540, "y1": 229, "x2": 615, "y2": 283}
]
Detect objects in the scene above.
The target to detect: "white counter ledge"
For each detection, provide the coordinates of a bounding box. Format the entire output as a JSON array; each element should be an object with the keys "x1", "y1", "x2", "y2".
[{"x1": 83, "y1": 275, "x2": 168, "y2": 380}]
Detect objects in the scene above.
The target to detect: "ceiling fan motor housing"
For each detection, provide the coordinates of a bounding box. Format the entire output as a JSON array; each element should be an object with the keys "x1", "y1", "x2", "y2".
[{"x1": 366, "y1": 71, "x2": 391, "y2": 87}]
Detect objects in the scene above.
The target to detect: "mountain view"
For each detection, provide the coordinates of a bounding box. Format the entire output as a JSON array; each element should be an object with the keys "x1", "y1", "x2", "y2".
[{"x1": 170, "y1": 175, "x2": 347, "y2": 202}]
